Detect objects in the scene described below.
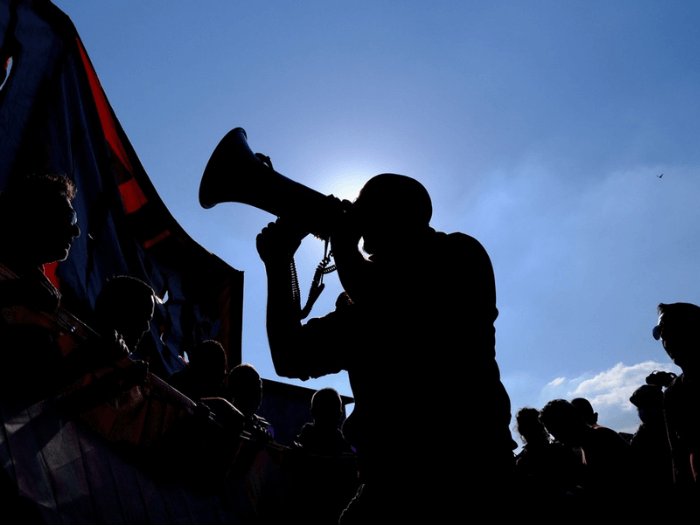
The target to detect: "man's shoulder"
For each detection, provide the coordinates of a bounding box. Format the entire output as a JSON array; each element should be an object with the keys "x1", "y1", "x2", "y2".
[
  {"x1": 664, "y1": 373, "x2": 700, "y2": 410},
  {"x1": 664, "y1": 373, "x2": 687, "y2": 399},
  {"x1": 429, "y1": 230, "x2": 494, "y2": 273},
  {"x1": 434, "y1": 230, "x2": 489, "y2": 254},
  {"x1": 167, "y1": 368, "x2": 190, "y2": 389},
  {"x1": 591, "y1": 425, "x2": 629, "y2": 447}
]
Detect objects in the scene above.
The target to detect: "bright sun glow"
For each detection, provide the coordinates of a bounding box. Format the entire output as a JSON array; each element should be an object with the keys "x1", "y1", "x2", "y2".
[
  {"x1": 315, "y1": 169, "x2": 366, "y2": 202},
  {"x1": 309, "y1": 157, "x2": 386, "y2": 203}
]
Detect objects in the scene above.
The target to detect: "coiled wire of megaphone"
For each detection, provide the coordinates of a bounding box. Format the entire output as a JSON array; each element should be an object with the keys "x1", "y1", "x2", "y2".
[
  {"x1": 199, "y1": 127, "x2": 338, "y2": 318},
  {"x1": 291, "y1": 239, "x2": 336, "y2": 320},
  {"x1": 249, "y1": 151, "x2": 337, "y2": 319}
]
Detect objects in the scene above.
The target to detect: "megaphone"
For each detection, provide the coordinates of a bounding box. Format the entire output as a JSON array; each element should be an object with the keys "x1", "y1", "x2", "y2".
[{"x1": 199, "y1": 128, "x2": 340, "y2": 239}]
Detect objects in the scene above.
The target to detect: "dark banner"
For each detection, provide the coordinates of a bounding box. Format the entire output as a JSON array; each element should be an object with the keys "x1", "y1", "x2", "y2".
[{"x1": 0, "y1": 0, "x2": 243, "y2": 376}]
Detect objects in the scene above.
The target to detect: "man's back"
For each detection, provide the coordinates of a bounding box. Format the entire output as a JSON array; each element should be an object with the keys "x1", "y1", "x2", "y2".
[{"x1": 301, "y1": 229, "x2": 513, "y2": 504}]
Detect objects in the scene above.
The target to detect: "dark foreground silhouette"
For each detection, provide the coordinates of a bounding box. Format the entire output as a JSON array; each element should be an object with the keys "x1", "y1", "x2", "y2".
[{"x1": 257, "y1": 174, "x2": 515, "y2": 522}]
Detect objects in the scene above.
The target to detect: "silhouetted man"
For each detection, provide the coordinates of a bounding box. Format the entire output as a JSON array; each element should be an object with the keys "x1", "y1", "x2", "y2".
[
  {"x1": 571, "y1": 398, "x2": 600, "y2": 428},
  {"x1": 540, "y1": 398, "x2": 634, "y2": 510},
  {"x1": 93, "y1": 275, "x2": 156, "y2": 356},
  {"x1": 0, "y1": 173, "x2": 80, "y2": 308},
  {"x1": 52, "y1": 274, "x2": 158, "y2": 385},
  {"x1": 169, "y1": 339, "x2": 227, "y2": 401},
  {"x1": 0, "y1": 173, "x2": 81, "y2": 400},
  {"x1": 228, "y1": 363, "x2": 273, "y2": 442},
  {"x1": 294, "y1": 387, "x2": 353, "y2": 456},
  {"x1": 653, "y1": 303, "x2": 700, "y2": 489},
  {"x1": 257, "y1": 174, "x2": 514, "y2": 522},
  {"x1": 629, "y1": 372, "x2": 675, "y2": 497},
  {"x1": 169, "y1": 340, "x2": 243, "y2": 434},
  {"x1": 514, "y1": 406, "x2": 583, "y2": 505}
]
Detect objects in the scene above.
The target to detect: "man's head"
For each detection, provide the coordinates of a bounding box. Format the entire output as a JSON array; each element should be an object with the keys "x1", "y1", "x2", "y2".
[
  {"x1": 653, "y1": 302, "x2": 700, "y2": 370},
  {"x1": 188, "y1": 339, "x2": 227, "y2": 386},
  {"x1": 0, "y1": 173, "x2": 80, "y2": 266},
  {"x1": 570, "y1": 398, "x2": 598, "y2": 427},
  {"x1": 94, "y1": 276, "x2": 156, "y2": 351},
  {"x1": 310, "y1": 387, "x2": 343, "y2": 428},
  {"x1": 352, "y1": 174, "x2": 432, "y2": 256},
  {"x1": 515, "y1": 407, "x2": 548, "y2": 445},
  {"x1": 539, "y1": 399, "x2": 590, "y2": 447},
  {"x1": 229, "y1": 363, "x2": 262, "y2": 418}
]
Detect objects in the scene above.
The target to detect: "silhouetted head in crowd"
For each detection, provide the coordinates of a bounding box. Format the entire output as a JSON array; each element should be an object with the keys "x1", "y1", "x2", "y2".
[
  {"x1": 571, "y1": 398, "x2": 598, "y2": 427},
  {"x1": 0, "y1": 173, "x2": 80, "y2": 267},
  {"x1": 94, "y1": 276, "x2": 155, "y2": 352},
  {"x1": 352, "y1": 174, "x2": 432, "y2": 257},
  {"x1": 630, "y1": 371, "x2": 676, "y2": 424},
  {"x1": 229, "y1": 363, "x2": 262, "y2": 418},
  {"x1": 653, "y1": 302, "x2": 700, "y2": 372},
  {"x1": 630, "y1": 385, "x2": 662, "y2": 426},
  {"x1": 630, "y1": 384, "x2": 663, "y2": 412},
  {"x1": 515, "y1": 407, "x2": 549, "y2": 446},
  {"x1": 188, "y1": 339, "x2": 227, "y2": 386},
  {"x1": 539, "y1": 399, "x2": 590, "y2": 447},
  {"x1": 310, "y1": 387, "x2": 343, "y2": 429}
]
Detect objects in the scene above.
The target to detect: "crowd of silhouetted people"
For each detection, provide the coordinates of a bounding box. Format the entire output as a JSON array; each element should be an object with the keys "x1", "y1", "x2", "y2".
[
  {"x1": 514, "y1": 376, "x2": 677, "y2": 517},
  {"x1": 512, "y1": 301, "x2": 700, "y2": 518},
  {"x1": 2, "y1": 172, "x2": 700, "y2": 523}
]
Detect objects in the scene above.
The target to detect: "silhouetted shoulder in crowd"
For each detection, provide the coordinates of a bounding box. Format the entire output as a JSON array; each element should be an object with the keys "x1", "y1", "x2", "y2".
[
  {"x1": 228, "y1": 363, "x2": 274, "y2": 442},
  {"x1": 257, "y1": 174, "x2": 514, "y2": 522},
  {"x1": 0, "y1": 173, "x2": 81, "y2": 401},
  {"x1": 294, "y1": 387, "x2": 353, "y2": 456},
  {"x1": 653, "y1": 303, "x2": 700, "y2": 490}
]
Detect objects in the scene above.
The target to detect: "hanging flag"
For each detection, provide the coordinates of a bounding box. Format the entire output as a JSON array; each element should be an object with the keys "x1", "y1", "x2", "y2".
[{"x1": 0, "y1": 0, "x2": 243, "y2": 377}]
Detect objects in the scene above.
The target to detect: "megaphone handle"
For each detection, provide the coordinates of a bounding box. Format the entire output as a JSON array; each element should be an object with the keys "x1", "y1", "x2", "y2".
[{"x1": 255, "y1": 152, "x2": 274, "y2": 170}]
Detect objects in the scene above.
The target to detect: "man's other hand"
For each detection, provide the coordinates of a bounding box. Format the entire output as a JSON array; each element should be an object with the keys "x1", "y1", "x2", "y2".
[{"x1": 256, "y1": 219, "x2": 308, "y2": 265}]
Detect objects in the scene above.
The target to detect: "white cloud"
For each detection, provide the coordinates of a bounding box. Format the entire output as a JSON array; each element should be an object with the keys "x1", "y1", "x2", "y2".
[
  {"x1": 547, "y1": 377, "x2": 566, "y2": 388},
  {"x1": 540, "y1": 360, "x2": 679, "y2": 433},
  {"x1": 568, "y1": 361, "x2": 674, "y2": 411}
]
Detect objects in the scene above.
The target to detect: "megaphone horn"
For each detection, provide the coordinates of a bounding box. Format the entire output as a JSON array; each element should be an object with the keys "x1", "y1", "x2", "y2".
[{"x1": 199, "y1": 128, "x2": 339, "y2": 239}]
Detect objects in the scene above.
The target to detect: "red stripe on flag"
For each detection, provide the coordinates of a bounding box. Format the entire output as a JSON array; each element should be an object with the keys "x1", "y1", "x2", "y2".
[
  {"x1": 76, "y1": 37, "x2": 134, "y2": 176},
  {"x1": 44, "y1": 261, "x2": 60, "y2": 290},
  {"x1": 118, "y1": 178, "x2": 148, "y2": 214},
  {"x1": 143, "y1": 229, "x2": 171, "y2": 249}
]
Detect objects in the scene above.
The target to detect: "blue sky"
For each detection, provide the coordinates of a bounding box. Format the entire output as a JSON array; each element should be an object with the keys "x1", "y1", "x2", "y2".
[{"x1": 55, "y1": 1, "x2": 700, "y2": 442}]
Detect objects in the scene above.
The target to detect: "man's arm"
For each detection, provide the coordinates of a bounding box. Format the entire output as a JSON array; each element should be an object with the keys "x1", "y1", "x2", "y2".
[
  {"x1": 256, "y1": 220, "x2": 310, "y2": 379},
  {"x1": 0, "y1": 266, "x2": 61, "y2": 311}
]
